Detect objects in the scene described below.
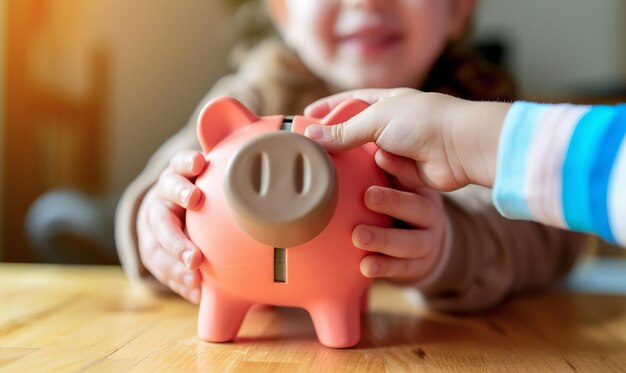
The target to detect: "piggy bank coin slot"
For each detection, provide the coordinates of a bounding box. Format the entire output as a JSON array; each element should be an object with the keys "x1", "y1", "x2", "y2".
[
  {"x1": 274, "y1": 247, "x2": 287, "y2": 283},
  {"x1": 280, "y1": 116, "x2": 294, "y2": 132}
]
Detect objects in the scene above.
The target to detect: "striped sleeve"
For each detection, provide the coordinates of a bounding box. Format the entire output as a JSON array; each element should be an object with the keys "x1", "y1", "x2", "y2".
[{"x1": 493, "y1": 101, "x2": 626, "y2": 246}]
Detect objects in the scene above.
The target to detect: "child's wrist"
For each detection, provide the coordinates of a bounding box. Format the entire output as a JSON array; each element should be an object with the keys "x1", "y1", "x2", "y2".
[{"x1": 454, "y1": 100, "x2": 511, "y2": 188}]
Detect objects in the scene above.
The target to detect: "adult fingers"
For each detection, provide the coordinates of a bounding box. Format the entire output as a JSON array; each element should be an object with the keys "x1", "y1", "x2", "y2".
[{"x1": 352, "y1": 225, "x2": 434, "y2": 259}]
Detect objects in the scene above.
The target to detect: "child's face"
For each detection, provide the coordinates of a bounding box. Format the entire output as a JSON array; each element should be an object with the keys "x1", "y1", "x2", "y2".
[{"x1": 268, "y1": 0, "x2": 473, "y2": 89}]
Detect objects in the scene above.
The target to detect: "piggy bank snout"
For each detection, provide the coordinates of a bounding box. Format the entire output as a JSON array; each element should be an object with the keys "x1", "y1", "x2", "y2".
[{"x1": 225, "y1": 132, "x2": 337, "y2": 248}]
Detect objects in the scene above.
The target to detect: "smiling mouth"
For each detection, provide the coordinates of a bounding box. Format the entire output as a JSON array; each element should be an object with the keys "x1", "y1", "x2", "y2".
[{"x1": 338, "y1": 29, "x2": 403, "y2": 54}]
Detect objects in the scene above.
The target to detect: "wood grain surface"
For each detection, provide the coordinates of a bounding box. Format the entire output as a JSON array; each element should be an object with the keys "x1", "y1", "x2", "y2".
[{"x1": 1, "y1": 263, "x2": 625, "y2": 372}]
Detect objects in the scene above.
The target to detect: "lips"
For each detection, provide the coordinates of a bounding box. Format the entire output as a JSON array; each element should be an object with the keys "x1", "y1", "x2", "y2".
[{"x1": 337, "y1": 25, "x2": 402, "y2": 54}]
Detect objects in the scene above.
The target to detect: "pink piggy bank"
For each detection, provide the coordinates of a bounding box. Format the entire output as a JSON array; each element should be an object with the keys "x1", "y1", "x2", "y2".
[{"x1": 186, "y1": 96, "x2": 391, "y2": 348}]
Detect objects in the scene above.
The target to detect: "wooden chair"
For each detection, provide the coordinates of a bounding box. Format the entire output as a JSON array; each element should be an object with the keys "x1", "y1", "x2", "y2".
[{"x1": 3, "y1": 0, "x2": 109, "y2": 262}]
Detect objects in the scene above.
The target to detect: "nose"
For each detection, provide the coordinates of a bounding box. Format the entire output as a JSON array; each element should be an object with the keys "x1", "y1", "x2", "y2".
[{"x1": 225, "y1": 132, "x2": 337, "y2": 248}]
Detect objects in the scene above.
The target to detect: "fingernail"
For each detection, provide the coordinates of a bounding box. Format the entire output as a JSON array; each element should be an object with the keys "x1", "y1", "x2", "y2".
[
  {"x1": 183, "y1": 274, "x2": 194, "y2": 287},
  {"x1": 368, "y1": 262, "x2": 380, "y2": 276},
  {"x1": 182, "y1": 250, "x2": 194, "y2": 267},
  {"x1": 189, "y1": 289, "x2": 200, "y2": 303},
  {"x1": 305, "y1": 125, "x2": 325, "y2": 140},
  {"x1": 179, "y1": 187, "x2": 193, "y2": 207},
  {"x1": 359, "y1": 229, "x2": 373, "y2": 245},
  {"x1": 368, "y1": 188, "x2": 384, "y2": 205},
  {"x1": 186, "y1": 155, "x2": 196, "y2": 172}
]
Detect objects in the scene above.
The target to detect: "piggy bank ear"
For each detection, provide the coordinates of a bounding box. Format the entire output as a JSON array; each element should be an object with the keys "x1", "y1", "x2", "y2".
[
  {"x1": 197, "y1": 96, "x2": 259, "y2": 153},
  {"x1": 319, "y1": 99, "x2": 370, "y2": 125}
]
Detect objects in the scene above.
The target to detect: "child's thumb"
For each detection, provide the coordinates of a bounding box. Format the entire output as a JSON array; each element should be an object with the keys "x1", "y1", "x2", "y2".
[{"x1": 304, "y1": 116, "x2": 379, "y2": 153}]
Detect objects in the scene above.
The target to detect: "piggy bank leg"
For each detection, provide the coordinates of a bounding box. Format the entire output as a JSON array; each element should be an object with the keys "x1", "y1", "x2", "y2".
[
  {"x1": 197, "y1": 284, "x2": 251, "y2": 343},
  {"x1": 308, "y1": 296, "x2": 361, "y2": 348}
]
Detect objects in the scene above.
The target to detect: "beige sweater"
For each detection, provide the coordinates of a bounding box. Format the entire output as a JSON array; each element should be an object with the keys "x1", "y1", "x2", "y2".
[{"x1": 115, "y1": 39, "x2": 585, "y2": 312}]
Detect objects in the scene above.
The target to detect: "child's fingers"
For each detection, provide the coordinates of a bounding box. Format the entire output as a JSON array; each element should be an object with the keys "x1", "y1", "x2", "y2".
[
  {"x1": 169, "y1": 150, "x2": 207, "y2": 177},
  {"x1": 148, "y1": 201, "x2": 203, "y2": 270},
  {"x1": 352, "y1": 225, "x2": 434, "y2": 259},
  {"x1": 305, "y1": 90, "x2": 423, "y2": 152},
  {"x1": 303, "y1": 96, "x2": 345, "y2": 118},
  {"x1": 153, "y1": 250, "x2": 201, "y2": 304},
  {"x1": 146, "y1": 248, "x2": 201, "y2": 304},
  {"x1": 305, "y1": 104, "x2": 392, "y2": 153},
  {"x1": 304, "y1": 89, "x2": 380, "y2": 117},
  {"x1": 304, "y1": 118, "x2": 377, "y2": 153},
  {"x1": 374, "y1": 149, "x2": 426, "y2": 190},
  {"x1": 364, "y1": 186, "x2": 438, "y2": 228},
  {"x1": 360, "y1": 255, "x2": 431, "y2": 281},
  {"x1": 158, "y1": 169, "x2": 202, "y2": 209},
  {"x1": 137, "y1": 206, "x2": 201, "y2": 303},
  {"x1": 304, "y1": 88, "x2": 415, "y2": 117}
]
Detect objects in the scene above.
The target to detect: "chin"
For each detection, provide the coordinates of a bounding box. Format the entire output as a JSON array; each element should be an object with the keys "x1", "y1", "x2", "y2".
[{"x1": 334, "y1": 71, "x2": 416, "y2": 90}]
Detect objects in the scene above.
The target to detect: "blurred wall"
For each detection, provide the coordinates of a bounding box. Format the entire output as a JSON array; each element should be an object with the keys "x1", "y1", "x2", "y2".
[
  {"x1": 1, "y1": 1, "x2": 239, "y2": 261},
  {"x1": 84, "y1": 0, "x2": 237, "y2": 195},
  {"x1": 474, "y1": 0, "x2": 625, "y2": 97},
  {"x1": 0, "y1": 0, "x2": 6, "y2": 253}
]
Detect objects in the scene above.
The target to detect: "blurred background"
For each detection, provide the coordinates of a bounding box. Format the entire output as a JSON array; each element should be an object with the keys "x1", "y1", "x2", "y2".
[{"x1": 0, "y1": 0, "x2": 625, "y2": 264}]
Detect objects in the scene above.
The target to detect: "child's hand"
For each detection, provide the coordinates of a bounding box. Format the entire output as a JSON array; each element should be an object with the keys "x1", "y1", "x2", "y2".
[
  {"x1": 305, "y1": 88, "x2": 510, "y2": 191},
  {"x1": 136, "y1": 150, "x2": 206, "y2": 303},
  {"x1": 357, "y1": 148, "x2": 447, "y2": 283}
]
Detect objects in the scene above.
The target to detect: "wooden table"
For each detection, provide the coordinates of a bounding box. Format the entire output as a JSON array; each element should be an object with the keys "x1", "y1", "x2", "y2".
[{"x1": 1, "y1": 264, "x2": 626, "y2": 372}]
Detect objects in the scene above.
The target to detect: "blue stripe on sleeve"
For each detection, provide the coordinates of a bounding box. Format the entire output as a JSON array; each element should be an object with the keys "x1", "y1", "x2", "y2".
[
  {"x1": 589, "y1": 106, "x2": 626, "y2": 243},
  {"x1": 562, "y1": 107, "x2": 617, "y2": 232},
  {"x1": 607, "y1": 114, "x2": 626, "y2": 246},
  {"x1": 493, "y1": 102, "x2": 548, "y2": 220}
]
